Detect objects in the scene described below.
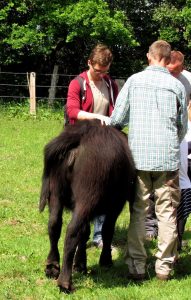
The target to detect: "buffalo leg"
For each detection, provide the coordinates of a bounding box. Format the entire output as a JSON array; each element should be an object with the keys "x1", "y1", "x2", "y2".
[
  {"x1": 45, "y1": 195, "x2": 63, "y2": 279},
  {"x1": 99, "y1": 213, "x2": 118, "y2": 267},
  {"x1": 73, "y1": 222, "x2": 90, "y2": 273},
  {"x1": 57, "y1": 209, "x2": 88, "y2": 293}
]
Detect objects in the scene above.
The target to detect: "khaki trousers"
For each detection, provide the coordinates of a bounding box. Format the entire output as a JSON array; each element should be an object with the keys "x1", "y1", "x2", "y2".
[{"x1": 125, "y1": 170, "x2": 180, "y2": 276}]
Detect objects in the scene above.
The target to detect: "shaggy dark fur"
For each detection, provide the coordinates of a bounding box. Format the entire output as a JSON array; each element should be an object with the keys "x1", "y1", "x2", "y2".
[{"x1": 39, "y1": 119, "x2": 136, "y2": 293}]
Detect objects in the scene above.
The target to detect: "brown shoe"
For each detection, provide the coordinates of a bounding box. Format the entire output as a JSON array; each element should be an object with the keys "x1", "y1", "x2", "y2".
[
  {"x1": 156, "y1": 273, "x2": 170, "y2": 281},
  {"x1": 128, "y1": 273, "x2": 146, "y2": 281}
]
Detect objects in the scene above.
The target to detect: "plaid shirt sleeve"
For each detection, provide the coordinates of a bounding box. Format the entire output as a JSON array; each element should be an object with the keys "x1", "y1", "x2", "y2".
[{"x1": 110, "y1": 78, "x2": 131, "y2": 127}]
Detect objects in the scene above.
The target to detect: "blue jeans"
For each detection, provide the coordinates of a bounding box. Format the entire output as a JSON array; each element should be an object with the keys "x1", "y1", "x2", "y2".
[{"x1": 92, "y1": 215, "x2": 105, "y2": 243}]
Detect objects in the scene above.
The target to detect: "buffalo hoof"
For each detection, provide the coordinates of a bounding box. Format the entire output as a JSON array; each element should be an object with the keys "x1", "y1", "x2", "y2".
[
  {"x1": 45, "y1": 262, "x2": 60, "y2": 279},
  {"x1": 58, "y1": 282, "x2": 75, "y2": 294},
  {"x1": 99, "y1": 255, "x2": 113, "y2": 268},
  {"x1": 73, "y1": 263, "x2": 87, "y2": 274},
  {"x1": 99, "y1": 260, "x2": 113, "y2": 268}
]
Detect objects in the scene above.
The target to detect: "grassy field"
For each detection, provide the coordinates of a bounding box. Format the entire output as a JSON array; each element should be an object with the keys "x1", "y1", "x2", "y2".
[{"x1": 1, "y1": 106, "x2": 191, "y2": 300}]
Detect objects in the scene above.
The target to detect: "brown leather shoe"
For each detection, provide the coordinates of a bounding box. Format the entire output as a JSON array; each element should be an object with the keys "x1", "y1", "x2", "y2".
[{"x1": 156, "y1": 273, "x2": 170, "y2": 281}]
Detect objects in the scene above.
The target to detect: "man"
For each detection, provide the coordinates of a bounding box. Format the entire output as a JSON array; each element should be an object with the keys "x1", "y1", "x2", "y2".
[
  {"x1": 145, "y1": 50, "x2": 191, "y2": 250},
  {"x1": 67, "y1": 43, "x2": 118, "y2": 125},
  {"x1": 66, "y1": 43, "x2": 118, "y2": 247},
  {"x1": 110, "y1": 40, "x2": 187, "y2": 280},
  {"x1": 167, "y1": 51, "x2": 191, "y2": 104}
]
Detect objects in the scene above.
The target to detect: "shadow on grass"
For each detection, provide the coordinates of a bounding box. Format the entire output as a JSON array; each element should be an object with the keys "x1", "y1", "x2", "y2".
[
  {"x1": 83, "y1": 226, "x2": 191, "y2": 290},
  {"x1": 81, "y1": 226, "x2": 157, "y2": 290}
]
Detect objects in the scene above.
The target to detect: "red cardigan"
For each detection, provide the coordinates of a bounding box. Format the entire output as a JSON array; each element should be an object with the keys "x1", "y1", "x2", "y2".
[{"x1": 66, "y1": 71, "x2": 118, "y2": 124}]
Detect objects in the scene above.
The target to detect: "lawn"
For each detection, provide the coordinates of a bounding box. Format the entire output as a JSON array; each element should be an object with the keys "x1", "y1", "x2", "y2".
[{"x1": 1, "y1": 106, "x2": 191, "y2": 300}]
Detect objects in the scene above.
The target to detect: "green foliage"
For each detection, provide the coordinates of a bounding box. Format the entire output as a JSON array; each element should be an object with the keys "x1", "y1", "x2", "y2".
[
  {"x1": 0, "y1": 101, "x2": 64, "y2": 121},
  {"x1": 0, "y1": 0, "x2": 138, "y2": 65},
  {"x1": 153, "y1": 3, "x2": 183, "y2": 43},
  {"x1": 1, "y1": 1, "x2": 191, "y2": 101},
  {"x1": 153, "y1": 0, "x2": 191, "y2": 62},
  {"x1": 57, "y1": 0, "x2": 137, "y2": 46},
  {"x1": 182, "y1": 4, "x2": 191, "y2": 48},
  {"x1": 5, "y1": 23, "x2": 47, "y2": 51}
]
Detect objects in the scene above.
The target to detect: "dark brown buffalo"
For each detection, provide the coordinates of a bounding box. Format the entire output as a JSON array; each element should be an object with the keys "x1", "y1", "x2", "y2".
[{"x1": 39, "y1": 119, "x2": 136, "y2": 293}]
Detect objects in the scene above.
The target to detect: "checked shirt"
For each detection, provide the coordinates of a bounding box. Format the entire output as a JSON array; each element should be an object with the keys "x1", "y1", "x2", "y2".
[{"x1": 111, "y1": 66, "x2": 188, "y2": 171}]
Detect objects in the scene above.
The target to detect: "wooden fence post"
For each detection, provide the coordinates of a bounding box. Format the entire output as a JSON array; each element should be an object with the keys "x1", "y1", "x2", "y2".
[{"x1": 29, "y1": 72, "x2": 36, "y2": 115}]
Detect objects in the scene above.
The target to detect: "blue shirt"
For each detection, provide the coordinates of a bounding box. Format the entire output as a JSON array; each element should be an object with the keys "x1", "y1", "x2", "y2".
[{"x1": 110, "y1": 66, "x2": 188, "y2": 171}]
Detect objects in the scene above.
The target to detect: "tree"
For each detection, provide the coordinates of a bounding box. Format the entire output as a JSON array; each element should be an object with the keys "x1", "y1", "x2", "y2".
[
  {"x1": 104, "y1": 1, "x2": 165, "y2": 75},
  {"x1": 153, "y1": 0, "x2": 191, "y2": 67},
  {"x1": 0, "y1": 0, "x2": 137, "y2": 71},
  {"x1": 0, "y1": 0, "x2": 140, "y2": 101}
]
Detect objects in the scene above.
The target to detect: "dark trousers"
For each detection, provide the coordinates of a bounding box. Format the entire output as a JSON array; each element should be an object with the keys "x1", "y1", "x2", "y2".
[
  {"x1": 177, "y1": 218, "x2": 187, "y2": 251},
  {"x1": 145, "y1": 193, "x2": 158, "y2": 237}
]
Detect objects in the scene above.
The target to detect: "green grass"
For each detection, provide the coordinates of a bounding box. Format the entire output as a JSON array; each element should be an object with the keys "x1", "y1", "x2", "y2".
[{"x1": 1, "y1": 105, "x2": 191, "y2": 300}]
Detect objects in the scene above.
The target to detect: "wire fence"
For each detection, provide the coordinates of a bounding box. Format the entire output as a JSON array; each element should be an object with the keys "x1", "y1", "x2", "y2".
[
  {"x1": 0, "y1": 71, "x2": 126, "y2": 96},
  {"x1": 0, "y1": 71, "x2": 126, "y2": 114},
  {"x1": 0, "y1": 71, "x2": 78, "y2": 104}
]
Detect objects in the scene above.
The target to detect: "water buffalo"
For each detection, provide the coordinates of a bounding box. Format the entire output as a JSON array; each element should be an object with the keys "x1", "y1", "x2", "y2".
[{"x1": 39, "y1": 119, "x2": 136, "y2": 293}]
